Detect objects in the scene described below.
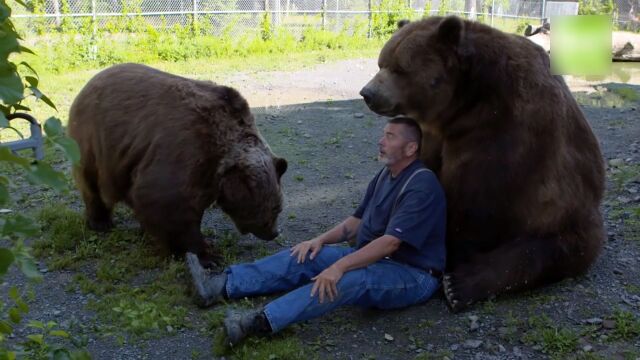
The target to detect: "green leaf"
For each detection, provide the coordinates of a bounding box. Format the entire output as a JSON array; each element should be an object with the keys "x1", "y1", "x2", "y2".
[
  {"x1": 8, "y1": 286, "x2": 18, "y2": 300},
  {"x1": 52, "y1": 349, "x2": 72, "y2": 360},
  {"x1": 43, "y1": 117, "x2": 64, "y2": 137},
  {"x1": 0, "y1": 247, "x2": 14, "y2": 275},
  {"x1": 50, "y1": 330, "x2": 70, "y2": 337},
  {"x1": 16, "y1": 298, "x2": 29, "y2": 313},
  {"x1": 39, "y1": 93, "x2": 57, "y2": 110},
  {"x1": 70, "y1": 350, "x2": 92, "y2": 360},
  {"x1": 17, "y1": 256, "x2": 42, "y2": 280},
  {"x1": 28, "y1": 320, "x2": 45, "y2": 329},
  {"x1": 26, "y1": 162, "x2": 68, "y2": 191},
  {"x1": 18, "y1": 45, "x2": 34, "y2": 55},
  {"x1": 18, "y1": 61, "x2": 38, "y2": 76},
  {"x1": 0, "y1": 320, "x2": 13, "y2": 335},
  {"x1": 25, "y1": 76, "x2": 38, "y2": 88},
  {"x1": 0, "y1": 4, "x2": 11, "y2": 22},
  {"x1": 0, "y1": 111, "x2": 7, "y2": 127},
  {"x1": 1, "y1": 214, "x2": 39, "y2": 237},
  {"x1": 0, "y1": 182, "x2": 8, "y2": 205},
  {"x1": 8, "y1": 308, "x2": 21, "y2": 324},
  {"x1": 0, "y1": 22, "x2": 19, "y2": 57},
  {"x1": 0, "y1": 146, "x2": 30, "y2": 167},
  {"x1": 53, "y1": 137, "x2": 81, "y2": 165},
  {"x1": 0, "y1": 65, "x2": 24, "y2": 104},
  {"x1": 10, "y1": 103, "x2": 30, "y2": 112},
  {"x1": 26, "y1": 334, "x2": 44, "y2": 345}
]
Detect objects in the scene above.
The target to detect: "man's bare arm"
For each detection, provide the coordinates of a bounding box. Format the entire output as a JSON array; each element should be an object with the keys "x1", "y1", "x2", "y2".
[
  {"x1": 331, "y1": 235, "x2": 401, "y2": 273},
  {"x1": 315, "y1": 216, "x2": 361, "y2": 246}
]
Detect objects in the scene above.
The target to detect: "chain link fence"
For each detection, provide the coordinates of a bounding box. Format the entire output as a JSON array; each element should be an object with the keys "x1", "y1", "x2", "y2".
[{"x1": 8, "y1": 0, "x2": 638, "y2": 37}]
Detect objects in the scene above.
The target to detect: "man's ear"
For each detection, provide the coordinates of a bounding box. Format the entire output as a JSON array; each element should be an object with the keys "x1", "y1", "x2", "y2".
[{"x1": 405, "y1": 141, "x2": 419, "y2": 157}]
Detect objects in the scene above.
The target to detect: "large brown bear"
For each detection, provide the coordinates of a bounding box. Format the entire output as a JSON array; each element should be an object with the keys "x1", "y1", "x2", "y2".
[
  {"x1": 360, "y1": 16, "x2": 605, "y2": 312},
  {"x1": 68, "y1": 63, "x2": 287, "y2": 265}
]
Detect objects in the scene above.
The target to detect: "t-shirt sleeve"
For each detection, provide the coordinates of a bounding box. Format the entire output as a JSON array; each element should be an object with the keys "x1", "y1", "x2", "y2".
[
  {"x1": 384, "y1": 187, "x2": 444, "y2": 249},
  {"x1": 353, "y1": 175, "x2": 378, "y2": 219}
]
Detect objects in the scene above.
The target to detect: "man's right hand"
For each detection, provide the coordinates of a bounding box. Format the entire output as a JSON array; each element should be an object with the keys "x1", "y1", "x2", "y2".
[{"x1": 290, "y1": 238, "x2": 323, "y2": 264}]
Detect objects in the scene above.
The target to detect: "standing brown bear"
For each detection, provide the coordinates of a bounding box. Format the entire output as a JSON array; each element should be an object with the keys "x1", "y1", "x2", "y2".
[
  {"x1": 68, "y1": 63, "x2": 287, "y2": 266},
  {"x1": 360, "y1": 16, "x2": 605, "y2": 312}
]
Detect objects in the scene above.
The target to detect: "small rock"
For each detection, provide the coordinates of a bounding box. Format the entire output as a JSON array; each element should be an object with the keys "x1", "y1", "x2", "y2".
[
  {"x1": 583, "y1": 345, "x2": 593, "y2": 352},
  {"x1": 498, "y1": 327, "x2": 510, "y2": 336},
  {"x1": 498, "y1": 344, "x2": 506, "y2": 352},
  {"x1": 602, "y1": 319, "x2": 616, "y2": 329},
  {"x1": 450, "y1": 344, "x2": 459, "y2": 351},
  {"x1": 617, "y1": 196, "x2": 632, "y2": 204},
  {"x1": 513, "y1": 346, "x2": 522, "y2": 357},
  {"x1": 297, "y1": 120, "x2": 302, "y2": 124},
  {"x1": 303, "y1": 133, "x2": 311, "y2": 138},
  {"x1": 609, "y1": 158, "x2": 624, "y2": 167},
  {"x1": 384, "y1": 333, "x2": 394, "y2": 341},
  {"x1": 585, "y1": 317, "x2": 603, "y2": 325},
  {"x1": 39, "y1": 268, "x2": 48, "y2": 274},
  {"x1": 627, "y1": 188, "x2": 638, "y2": 194},
  {"x1": 53, "y1": 310, "x2": 61, "y2": 316},
  {"x1": 532, "y1": 345, "x2": 542, "y2": 351},
  {"x1": 464, "y1": 340, "x2": 483, "y2": 349},
  {"x1": 354, "y1": 113, "x2": 364, "y2": 118},
  {"x1": 613, "y1": 268, "x2": 624, "y2": 275}
]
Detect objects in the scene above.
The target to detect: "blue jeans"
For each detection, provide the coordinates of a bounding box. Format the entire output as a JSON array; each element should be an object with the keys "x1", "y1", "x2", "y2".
[{"x1": 224, "y1": 246, "x2": 440, "y2": 332}]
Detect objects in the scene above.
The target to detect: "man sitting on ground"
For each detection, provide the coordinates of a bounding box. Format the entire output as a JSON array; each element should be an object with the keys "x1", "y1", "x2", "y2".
[{"x1": 186, "y1": 116, "x2": 447, "y2": 346}]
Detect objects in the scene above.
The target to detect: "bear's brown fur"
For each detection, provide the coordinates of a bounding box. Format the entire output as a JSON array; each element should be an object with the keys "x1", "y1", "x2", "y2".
[
  {"x1": 68, "y1": 63, "x2": 287, "y2": 265},
  {"x1": 360, "y1": 16, "x2": 605, "y2": 311}
]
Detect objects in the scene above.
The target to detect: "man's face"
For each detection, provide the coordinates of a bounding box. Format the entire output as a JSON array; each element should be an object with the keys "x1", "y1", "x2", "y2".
[{"x1": 378, "y1": 123, "x2": 413, "y2": 165}]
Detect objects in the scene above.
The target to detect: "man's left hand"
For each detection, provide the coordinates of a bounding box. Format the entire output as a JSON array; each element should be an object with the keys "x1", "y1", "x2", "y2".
[{"x1": 311, "y1": 265, "x2": 344, "y2": 303}]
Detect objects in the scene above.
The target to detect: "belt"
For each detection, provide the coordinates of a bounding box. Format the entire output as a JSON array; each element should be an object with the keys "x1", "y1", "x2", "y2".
[{"x1": 426, "y1": 268, "x2": 443, "y2": 280}]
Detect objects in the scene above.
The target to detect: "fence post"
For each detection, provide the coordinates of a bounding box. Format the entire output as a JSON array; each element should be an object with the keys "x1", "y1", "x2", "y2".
[
  {"x1": 322, "y1": 0, "x2": 327, "y2": 30},
  {"x1": 368, "y1": 0, "x2": 372, "y2": 38},
  {"x1": 92, "y1": 0, "x2": 97, "y2": 35},
  {"x1": 490, "y1": 0, "x2": 495, "y2": 26},
  {"x1": 193, "y1": 0, "x2": 198, "y2": 28},
  {"x1": 541, "y1": 0, "x2": 547, "y2": 23}
]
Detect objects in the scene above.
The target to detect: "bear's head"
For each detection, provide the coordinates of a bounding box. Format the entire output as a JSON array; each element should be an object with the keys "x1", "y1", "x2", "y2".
[
  {"x1": 217, "y1": 135, "x2": 288, "y2": 241},
  {"x1": 360, "y1": 16, "x2": 470, "y2": 130}
]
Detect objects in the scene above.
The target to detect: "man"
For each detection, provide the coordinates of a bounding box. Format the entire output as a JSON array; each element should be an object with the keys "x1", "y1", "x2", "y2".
[{"x1": 186, "y1": 116, "x2": 446, "y2": 346}]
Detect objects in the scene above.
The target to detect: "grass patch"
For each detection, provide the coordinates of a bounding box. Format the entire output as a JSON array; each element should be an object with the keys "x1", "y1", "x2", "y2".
[
  {"x1": 609, "y1": 310, "x2": 640, "y2": 341},
  {"x1": 34, "y1": 204, "x2": 89, "y2": 258},
  {"x1": 35, "y1": 203, "x2": 194, "y2": 339},
  {"x1": 523, "y1": 314, "x2": 579, "y2": 359},
  {"x1": 611, "y1": 87, "x2": 640, "y2": 102},
  {"x1": 217, "y1": 334, "x2": 308, "y2": 360}
]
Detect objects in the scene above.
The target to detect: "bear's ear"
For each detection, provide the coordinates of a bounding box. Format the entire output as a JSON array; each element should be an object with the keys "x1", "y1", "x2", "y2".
[
  {"x1": 397, "y1": 19, "x2": 410, "y2": 29},
  {"x1": 437, "y1": 16, "x2": 463, "y2": 46},
  {"x1": 274, "y1": 157, "x2": 288, "y2": 178}
]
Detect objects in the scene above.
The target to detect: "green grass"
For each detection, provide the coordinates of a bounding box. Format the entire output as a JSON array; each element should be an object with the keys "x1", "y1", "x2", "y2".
[
  {"x1": 612, "y1": 87, "x2": 640, "y2": 102},
  {"x1": 609, "y1": 310, "x2": 640, "y2": 341},
  {"x1": 523, "y1": 314, "x2": 579, "y2": 359}
]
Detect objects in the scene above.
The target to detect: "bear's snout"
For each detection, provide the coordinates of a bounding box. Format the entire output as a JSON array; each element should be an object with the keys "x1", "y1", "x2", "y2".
[{"x1": 359, "y1": 86, "x2": 375, "y2": 105}]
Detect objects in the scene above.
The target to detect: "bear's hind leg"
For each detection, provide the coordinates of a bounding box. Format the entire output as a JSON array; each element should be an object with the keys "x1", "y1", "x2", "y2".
[
  {"x1": 74, "y1": 165, "x2": 114, "y2": 232},
  {"x1": 444, "y1": 228, "x2": 602, "y2": 312}
]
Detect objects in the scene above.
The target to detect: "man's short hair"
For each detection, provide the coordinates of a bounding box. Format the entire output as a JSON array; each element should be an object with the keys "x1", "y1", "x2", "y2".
[{"x1": 388, "y1": 116, "x2": 422, "y2": 150}]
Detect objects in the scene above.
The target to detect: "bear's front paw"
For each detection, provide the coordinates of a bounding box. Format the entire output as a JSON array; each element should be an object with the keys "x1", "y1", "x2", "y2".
[{"x1": 443, "y1": 272, "x2": 475, "y2": 313}]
